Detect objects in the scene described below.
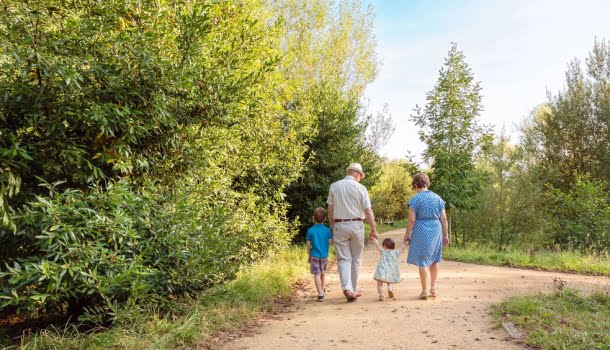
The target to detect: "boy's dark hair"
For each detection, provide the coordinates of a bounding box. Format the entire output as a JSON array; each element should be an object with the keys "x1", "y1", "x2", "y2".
[
  {"x1": 382, "y1": 238, "x2": 395, "y2": 249},
  {"x1": 313, "y1": 207, "x2": 326, "y2": 223}
]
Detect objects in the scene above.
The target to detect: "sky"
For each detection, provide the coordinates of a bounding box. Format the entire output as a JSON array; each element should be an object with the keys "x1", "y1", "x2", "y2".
[{"x1": 364, "y1": 0, "x2": 610, "y2": 163}]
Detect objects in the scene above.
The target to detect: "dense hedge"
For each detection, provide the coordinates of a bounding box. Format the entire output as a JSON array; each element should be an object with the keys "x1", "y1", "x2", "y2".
[{"x1": 0, "y1": 0, "x2": 311, "y2": 322}]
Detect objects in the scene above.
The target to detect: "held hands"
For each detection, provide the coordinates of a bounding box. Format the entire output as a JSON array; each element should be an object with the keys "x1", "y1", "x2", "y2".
[
  {"x1": 403, "y1": 235, "x2": 411, "y2": 246},
  {"x1": 442, "y1": 235, "x2": 450, "y2": 247},
  {"x1": 369, "y1": 229, "x2": 377, "y2": 241}
]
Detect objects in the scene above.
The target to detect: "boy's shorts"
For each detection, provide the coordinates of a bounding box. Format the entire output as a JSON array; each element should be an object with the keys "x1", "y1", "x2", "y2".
[{"x1": 310, "y1": 257, "x2": 328, "y2": 275}]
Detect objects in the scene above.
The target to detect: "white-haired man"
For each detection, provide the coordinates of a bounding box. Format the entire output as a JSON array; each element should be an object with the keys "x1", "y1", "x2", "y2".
[{"x1": 327, "y1": 163, "x2": 377, "y2": 302}]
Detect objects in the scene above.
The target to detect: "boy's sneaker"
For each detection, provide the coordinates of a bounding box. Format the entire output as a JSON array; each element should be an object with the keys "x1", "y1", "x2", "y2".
[{"x1": 317, "y1": 294, "x2": 325, "y2": 302}]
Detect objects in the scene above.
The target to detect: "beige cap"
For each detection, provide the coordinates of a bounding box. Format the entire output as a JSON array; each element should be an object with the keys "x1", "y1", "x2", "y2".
[{"x1": 346, "y1": 163, "x2": 365, "y2": 179}]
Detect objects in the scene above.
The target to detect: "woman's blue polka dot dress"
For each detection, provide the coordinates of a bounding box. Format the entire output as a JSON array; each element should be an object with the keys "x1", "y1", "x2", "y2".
[{"x1": 406, "y1": 190, "x2": 445, "y2": 267}]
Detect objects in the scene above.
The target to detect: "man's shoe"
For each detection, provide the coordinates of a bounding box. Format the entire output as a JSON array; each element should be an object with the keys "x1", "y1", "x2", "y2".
[
  {"x1": 343, "y1": 290, "x2": 356, "y2": 302},
  {"x1": 354, "y1": 290, "x2": 363, "y2": 298}
]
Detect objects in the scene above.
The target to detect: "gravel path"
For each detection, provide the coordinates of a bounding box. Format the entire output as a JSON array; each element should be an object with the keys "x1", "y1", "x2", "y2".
[{"x1": 223, "y1": 230, "x2": 610, "y2": 350}]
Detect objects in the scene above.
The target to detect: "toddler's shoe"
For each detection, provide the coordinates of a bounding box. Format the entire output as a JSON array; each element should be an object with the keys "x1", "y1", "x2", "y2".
[
  {"x1": 317, "y1": 294, "x2": 325, "y2": 302},
  {"x1": 388, "y1": 290, "x2": 395, "y2": 299},
  {"x1": 378, "y1": 294, "x2": 385, "y2": 301}
]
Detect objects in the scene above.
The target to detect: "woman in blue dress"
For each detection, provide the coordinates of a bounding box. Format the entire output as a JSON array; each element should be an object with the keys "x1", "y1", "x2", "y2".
[{"x1": 404, "y1": 173, "x2": 449, "y2": 300}]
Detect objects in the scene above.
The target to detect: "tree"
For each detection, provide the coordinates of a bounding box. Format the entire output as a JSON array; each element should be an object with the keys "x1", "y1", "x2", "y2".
[
  {"x1": 454, "y1": 131, "x2": 546, "y2": 250},
  {"x1": 533, "y1": 38, "x2": 610, "y2": 190},
  {"x1": 370, "y1": 160, "x2": 414, "y2": 222},
  {"x1": 271, "y1": 0, "x2": 384, "y2": 235},
  {"x1": 265, "y1": 0, "x2": 378, "y2": 97},
  {"x1": 411, "y1": 43, "x2": 491, "y2": 241},
  {"x1": 548, "y1": 175, "x2": 610, "y2": 253},
  {"x1": 366, "y1": 104, "x2": 395, "y2": 154},
  {"x1": 284, "y1": 83, "x2": 382, "y2": 235}
]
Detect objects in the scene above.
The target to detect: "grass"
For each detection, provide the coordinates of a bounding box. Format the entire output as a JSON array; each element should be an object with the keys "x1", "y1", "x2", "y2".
[
  {"x1": 444, "y1": 245, "x2": 610, "y2": 276},
  {"x1": 364, "y1": 219, "x2": 406, "y2": 236},
  {"x1": 494, "y1": 288, "x2": 610, "y2": 350},
  {"x1": 10, "y1": 246, "x2": 309, "y2": 350}
]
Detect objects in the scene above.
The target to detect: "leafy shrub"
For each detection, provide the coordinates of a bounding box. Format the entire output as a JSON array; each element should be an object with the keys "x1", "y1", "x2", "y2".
[
  {"x1": 548, "y1": 175, "x2": 610, "y2": 253},
  {"x1": 0, "y1": 177, "x2": 295, "y2": 323},
  {"x1": 0, "y1": 0, "x2": 305, "y2": 324}
]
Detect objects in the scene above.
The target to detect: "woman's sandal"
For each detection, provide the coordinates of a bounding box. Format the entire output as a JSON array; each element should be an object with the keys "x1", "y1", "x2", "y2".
[
  {"x1": 429, "y1": 288, "x2": 437, "y2": 298},
  {"x1": 419, "y1": 290, "x2": 428, "y2": 300}
]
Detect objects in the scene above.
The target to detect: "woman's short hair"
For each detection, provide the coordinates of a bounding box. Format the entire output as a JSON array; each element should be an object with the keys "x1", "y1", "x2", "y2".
[{"x1": 412, "y1": 173, "x2": 430, "y2": 189}]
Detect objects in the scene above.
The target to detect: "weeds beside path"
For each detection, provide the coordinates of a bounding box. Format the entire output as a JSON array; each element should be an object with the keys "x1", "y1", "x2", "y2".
[
  {"x1": 444, "y1": 246, "x2": 610, "y2": 276},
  {"x1": 495, "y1": 288, "x2": 610, "y2": 349}
]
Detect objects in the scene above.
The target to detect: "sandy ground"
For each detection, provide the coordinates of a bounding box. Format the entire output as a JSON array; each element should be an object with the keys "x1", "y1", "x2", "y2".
[{"x1": 222, "y1": 230, "x2": 610, "y2": 350}]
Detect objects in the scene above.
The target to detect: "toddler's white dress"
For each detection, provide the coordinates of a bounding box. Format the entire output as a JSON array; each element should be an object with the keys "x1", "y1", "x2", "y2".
[{"x1": 373, "y1": 249, "x2": 401, "y2": 283}]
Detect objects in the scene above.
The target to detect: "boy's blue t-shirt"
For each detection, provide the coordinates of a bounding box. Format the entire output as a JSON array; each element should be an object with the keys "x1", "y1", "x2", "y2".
[{"x1": 306, "y1": 223, "x2": 332, "y2": 258}]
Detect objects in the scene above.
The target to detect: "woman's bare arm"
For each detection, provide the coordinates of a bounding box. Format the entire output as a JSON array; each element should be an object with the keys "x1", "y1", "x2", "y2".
[
  {"x1": 404, "y1": 207, "x2": 416, "y2": 245},
  {"x1": 440, "y1": 209, "x2": 449, "y2": 246}
]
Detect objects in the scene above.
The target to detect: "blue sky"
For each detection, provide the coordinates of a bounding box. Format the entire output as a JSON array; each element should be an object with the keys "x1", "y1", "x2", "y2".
[{"x1": 365, "y1": 0, "x2": 610, "y2": 162}]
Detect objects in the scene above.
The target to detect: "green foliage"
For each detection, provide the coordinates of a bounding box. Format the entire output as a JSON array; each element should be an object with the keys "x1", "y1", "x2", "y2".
[
  {"x1": 444, "y1": 245, "x2": 610, "y2": 275},
  {"x1": 370, "y1": 160, "x2": 414, "y2": 221},
  {"x1": 453, "y1": 132, "x2": 548, "y2": 250},
  {"x1": 494, "y1": 289, "x2": 610, "y2": 350},
  {"x1": 373, "y1": 220, "x2": 407, "y2": 234},
  {"x1": 267, "y1": 0, "x2": 378, "y2": 97},
  {"x1": 411, "y1": 43, "x2": 491, "y2": 240},
  {"x1": 270, "y1": 0, "x2": 382, "y2": 236},
  {"x1": 0, "y1": 0, "x2": 317, "y2": 323},
  {"x1": 14, "y1": 246, "x2": 309, "y2": 350},
  {"x1": 0, "y1": 178, "x2": 294, "y2": 323},
  {"x1": 526, "y1": 39, "x2": 610, "y2": 190},
  {"x1": 284, "y1": 84, "x2": 382, "y2": 235},
  {"x1": 547, "y1": 175, "x2": 610, "y2": 254}
]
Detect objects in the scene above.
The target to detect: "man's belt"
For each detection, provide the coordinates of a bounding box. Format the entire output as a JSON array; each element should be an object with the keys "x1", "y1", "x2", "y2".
[{"x1": 334, "y1": 218, "x2": 363, "y2": 222}]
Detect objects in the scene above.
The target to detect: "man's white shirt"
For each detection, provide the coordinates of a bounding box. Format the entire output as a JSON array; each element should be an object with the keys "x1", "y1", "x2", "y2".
[{"x1": 327, "y1": 176, "x2": 372, "y2": 219}]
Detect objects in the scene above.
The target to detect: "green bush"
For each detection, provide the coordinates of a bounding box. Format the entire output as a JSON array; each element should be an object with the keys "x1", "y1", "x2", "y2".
[
  {"x1": 0, "y1": 178, "x2": 295, "y2": 323},
  {"x1": 548, "y1": 175, "x2": 610, "y2": 253},
  {"x1": 0, "y1": 0, "x2": 307, "y2": 323}
]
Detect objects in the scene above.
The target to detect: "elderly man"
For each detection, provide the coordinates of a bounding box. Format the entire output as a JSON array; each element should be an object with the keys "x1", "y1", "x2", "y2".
[{"x1": 327, "y1": 163, "x2": 377, "y2": 302}]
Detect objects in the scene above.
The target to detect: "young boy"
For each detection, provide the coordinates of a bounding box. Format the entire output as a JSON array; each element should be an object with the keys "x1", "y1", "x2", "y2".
[{"x1": 306, "y1": 207, "x2": 333, "y2": 302}]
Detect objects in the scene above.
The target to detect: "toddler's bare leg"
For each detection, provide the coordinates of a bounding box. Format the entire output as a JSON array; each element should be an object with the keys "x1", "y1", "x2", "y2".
[{"x1": 376, "y1": 280, "x2": 384, "y2": 300}]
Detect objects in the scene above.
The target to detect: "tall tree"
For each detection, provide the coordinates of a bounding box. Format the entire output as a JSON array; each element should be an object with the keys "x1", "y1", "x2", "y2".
[
  {"x1": 284, "y1": 84, "x2": 383, "y2": 234},
  {"x1": 455, "y1": 131, "x2": 546, "y2": 250},
  {"x1": 534, "y1": 38, "x2": 610, "y2": 190},
  {"x1": 268, "y1": 0, "x2": 384, "y2": 234},
  {"x1": 411, "y1": 43, "x2": 490, "y2": 241}
]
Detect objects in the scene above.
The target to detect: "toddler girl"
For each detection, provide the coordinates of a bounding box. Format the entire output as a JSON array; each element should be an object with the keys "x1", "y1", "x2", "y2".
[{"x1": 372, "y1": 237, "x2": 405, "y2": 300}]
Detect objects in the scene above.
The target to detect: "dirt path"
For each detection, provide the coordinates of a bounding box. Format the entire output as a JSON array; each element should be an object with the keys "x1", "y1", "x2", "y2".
[{"x1": 223, "y1": 230, "x2": 610, "y2": 350}]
